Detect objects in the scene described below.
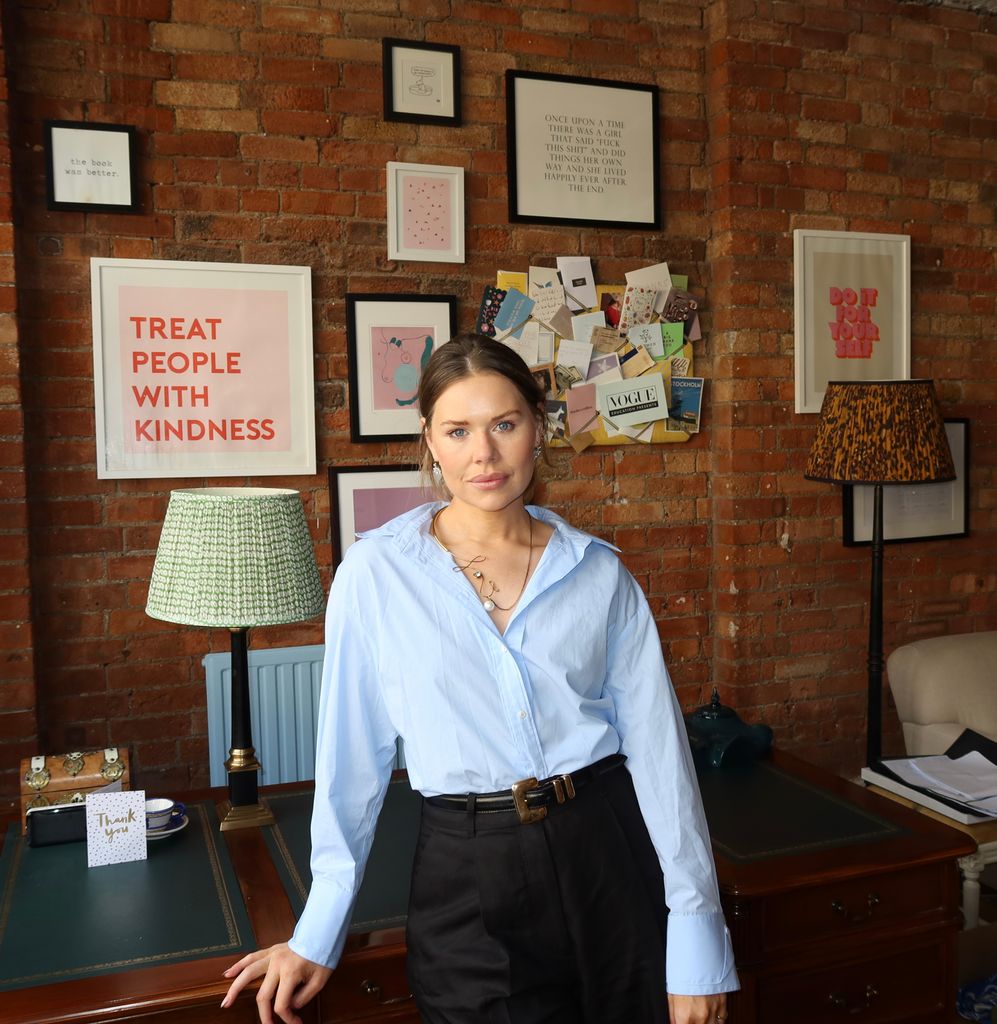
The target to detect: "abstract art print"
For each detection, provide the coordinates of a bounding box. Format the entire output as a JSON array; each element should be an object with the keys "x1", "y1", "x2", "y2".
[
  {"x1": 346, "y1": 294, "x2": 458, "y2": 442},
  {"x1": 386, "y1": 162, "x2": 465, "y2": 264}
]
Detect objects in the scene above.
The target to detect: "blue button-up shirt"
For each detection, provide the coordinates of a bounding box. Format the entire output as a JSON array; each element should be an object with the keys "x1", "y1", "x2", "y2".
[{"x1": 289, "y1": 502, "x2": 738, "y2": 995}]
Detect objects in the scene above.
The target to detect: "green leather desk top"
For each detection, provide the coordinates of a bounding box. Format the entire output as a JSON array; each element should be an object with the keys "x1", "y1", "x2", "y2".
[
  {"x1": 0, "y1": 802, "x2": 255, "y2": 992},
  {"x1": 262, "y1": 777, "x2": 422, "y2": 931},
  {"x1": 698, "y1": 759, "x2": 906, "y2": 863}
]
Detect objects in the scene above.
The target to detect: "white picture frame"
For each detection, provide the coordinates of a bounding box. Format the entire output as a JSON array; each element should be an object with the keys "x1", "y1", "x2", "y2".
[
  {"x1": 794, "y1": 229, "x2": 911, "y2": 414},
  {"x1": 386, "y1": 161, "x2": 465, "y2": 264},
  {"x1": 90, "y1": 258, "x2": 315, "y2": 479}
]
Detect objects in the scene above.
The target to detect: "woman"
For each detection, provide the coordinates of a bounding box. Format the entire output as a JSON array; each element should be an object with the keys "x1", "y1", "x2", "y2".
[{"x1": 222, "y1": 333, "x2": 737, "y2": 1024}]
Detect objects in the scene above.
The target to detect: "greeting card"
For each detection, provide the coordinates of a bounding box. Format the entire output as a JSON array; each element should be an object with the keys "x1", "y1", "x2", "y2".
[
  {"x1": 660, "y1": 322, "x2": 685, "y2": 360},
  {"x1": 619, "y1": 343, "x2": 656, "y2": 379},
  {"x1": 570, "y1": 311, "x2": 606, "y2": 346},
  {"x1": 625, "y1": 261, "x2": 673, "y2": 315},
  {"x1": 618, "y1": 285, "x2": 657, "y2": 332},
  {"x1": 496, "y1": 269, "x2": 528, "y2": 293},
  {"x1": 596, "y1": 373, "x2": 669, "y2": 429},
  {"x1": 628, "y1": 323, "x2": 664, "y2": 359},
  {"x1": 590, "y1": 326, "x2": 625, "y2": 354},
  {"x1": 500, "y1": 320, "x2": 540, "y2": 366},
  {"x1": 668, "y1": 376, "x2": 704, "y2": 433},
  {"x1": 493, "y1": 288, "x2": 535, "y2": 339},
  {"x1": 476, "y1": 285, "x2": 506, "y2": 338},
  {"x1": 556, "y1": 256, "x2": 597, "y2": 311},
  {"x1": 528, "y1": 266, "x2": 567, "y2": 329},
  {"x1": 566, "y1": 383, "x2": 599, "y2": 436},
  {"x1": 556, "y1": 339, "x2": 594, "y2": 377},
  {"x1": 86, "y1": 790, "x2": 148, "y2": 869}
]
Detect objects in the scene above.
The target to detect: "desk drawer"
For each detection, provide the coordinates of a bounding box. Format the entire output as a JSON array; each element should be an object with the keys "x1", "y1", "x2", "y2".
[
  {"x1": 763, "y1": 863, "x2": 944, "y2": 951},
  {"x1": 322, "y1": 945, "x2": 415, "y2": 1022},
  {"x1": 758, "y1": 940, "x2": 945, "y2": 1024}
]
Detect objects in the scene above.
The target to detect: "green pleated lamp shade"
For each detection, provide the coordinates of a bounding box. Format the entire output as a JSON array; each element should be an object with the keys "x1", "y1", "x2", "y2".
[
  {"x1": 146, "y1": 487, "x2": 325, "y2": 629},
  {"x1": 804, "y1": 379, "x2": 955, "y2": 486}
]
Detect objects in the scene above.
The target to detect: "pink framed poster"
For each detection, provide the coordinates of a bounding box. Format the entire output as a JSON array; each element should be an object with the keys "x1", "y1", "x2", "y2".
[
  {"x1": 90, "y1": 258, "x2": 315, "y2": 478},
  {"x1": 386, "y1": 161, "x2": 465, "y2": 264}
]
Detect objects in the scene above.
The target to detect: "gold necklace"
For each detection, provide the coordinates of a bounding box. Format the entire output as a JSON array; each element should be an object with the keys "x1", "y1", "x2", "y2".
[{"x1": 430, "y1": 508, "x2": 534, "y2": 613}]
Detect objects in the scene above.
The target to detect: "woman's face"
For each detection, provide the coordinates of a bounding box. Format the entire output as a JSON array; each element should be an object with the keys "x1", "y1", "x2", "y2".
[{"x1": 423, "y1": 372, "x2": 541, "y2": 514}]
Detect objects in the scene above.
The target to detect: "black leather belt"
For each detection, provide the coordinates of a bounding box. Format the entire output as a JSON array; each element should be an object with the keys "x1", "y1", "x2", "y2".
[{"x1": 426, "y1": 753, "x2": 626, "y2": 825}]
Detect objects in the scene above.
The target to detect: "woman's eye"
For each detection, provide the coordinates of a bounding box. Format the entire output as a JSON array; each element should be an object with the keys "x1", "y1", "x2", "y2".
[
  {"x1": 495, "y1": 421, "x2": 515, "y2": 432},
  {"x1": 448, "y1": 427, "x2": 467, "y2": 439}
]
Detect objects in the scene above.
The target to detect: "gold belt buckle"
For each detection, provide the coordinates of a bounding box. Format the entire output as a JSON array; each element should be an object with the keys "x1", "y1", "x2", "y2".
[
  {"x1": 551, "y1": 774, "x2": 576, "y2": 804},
  {"x1": 511, "y1": 777, "x2": 547, "y2": 824}
]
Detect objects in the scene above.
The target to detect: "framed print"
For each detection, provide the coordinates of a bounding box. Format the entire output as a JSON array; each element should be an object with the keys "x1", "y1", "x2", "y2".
[
  {"x1": 346, "y1": 293, "x2": 457, "y2": 443},
  {"x1": 505, "y1": 70, "x2": 660, "y2": 230},
  {"x1": 383, "y1": 38, "x2": 461, "y2": 126},
  {"x1": 386, "y1": 162, "x2": 465, "y2": 263},
  {"x1": 44, "y1": 120, "x2": 140, "y2": 213},
  {"x1": 90, "y1": 258, "x2": 315, "y2": 479},
  {"x1": 794, "y1": 229, "x2": 911, "y2": 414},
  {"x1": 843, "y1": 419, "x2": 969, "y2": 546},
  {"x1": 329, "y1": 465, "x2": 432, "y2": 567}
]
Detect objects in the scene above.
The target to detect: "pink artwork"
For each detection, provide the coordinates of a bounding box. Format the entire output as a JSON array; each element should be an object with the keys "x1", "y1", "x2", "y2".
[
  {"x1": 402, "y1": 175, "x2": 452, "y2": 252},
  {"x1": 370, "y1": 326, "x2": 435, "y2": 411},
  {"x1": 353, "y1": 486, "x2": 428, "y2": 533}
]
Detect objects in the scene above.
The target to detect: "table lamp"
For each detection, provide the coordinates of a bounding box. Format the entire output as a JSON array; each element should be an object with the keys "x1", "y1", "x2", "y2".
[
  {"x1": 146, "y1": 487, "x2": 325, "y2": 830},
  {"x1": 804, "y1": 380, "x2": 955, "y2": 767}
]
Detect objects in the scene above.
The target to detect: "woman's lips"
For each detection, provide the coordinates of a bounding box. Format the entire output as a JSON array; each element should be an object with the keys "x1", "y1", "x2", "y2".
[{"x1": 469, "y1": 474, "x2": 507, "y2": 488}]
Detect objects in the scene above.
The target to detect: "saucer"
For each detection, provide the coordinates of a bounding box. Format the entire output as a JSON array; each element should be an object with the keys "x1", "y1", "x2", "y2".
[{"x1": 147, "y1": 814, "x2": 188, "y2": 841}]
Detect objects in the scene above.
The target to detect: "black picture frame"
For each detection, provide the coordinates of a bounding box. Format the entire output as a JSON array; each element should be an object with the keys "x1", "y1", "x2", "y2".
[
  {"x1": 44, "y1": 120, "x2": 140, "y2": 213},
  {"x1": 505, "y1": 70, "x2": 660, "y2": 230},
  {"x1": 842, "y1": 418, "x2": 970, "y2": 546},
  {"x1": 382, "y1": 38, "x2": 461, "y2": 127},
  {"x1": 346, "y1": 293, "x2": 458, "y2": 443},
  {"x1": 329, "y1": 464, "x2": 429, "y2": 568}
]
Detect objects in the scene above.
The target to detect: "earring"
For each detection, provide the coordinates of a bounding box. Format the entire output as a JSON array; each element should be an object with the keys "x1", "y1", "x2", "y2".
[
  {"x1": 432, "y1": 462, "x2": 444, "y2": 485},
  {"x1": 533, "y1": 444, "x2": 542, "y2": 461}
]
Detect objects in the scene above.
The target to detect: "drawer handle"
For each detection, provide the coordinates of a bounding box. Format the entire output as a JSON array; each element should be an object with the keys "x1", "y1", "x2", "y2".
[
  {"x1": 827, "y1": 984, "x2": 879, "y2": 1014},
  {"x1": 360, "y1": 979, "x2": 414, "y2": 1006},
  {"x1": 830, "y1": 893, "x2": 879, "y2": 923}
]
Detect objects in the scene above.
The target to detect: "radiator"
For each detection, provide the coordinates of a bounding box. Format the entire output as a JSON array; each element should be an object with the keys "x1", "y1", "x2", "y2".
[{"x1": 203, "y1": 644, "x2": 405, "y2": 788}]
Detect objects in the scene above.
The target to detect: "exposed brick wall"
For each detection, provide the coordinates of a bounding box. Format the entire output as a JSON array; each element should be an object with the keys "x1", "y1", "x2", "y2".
[
  {"x1": 0, "y1": 0, "x2": 993, "y2": 796},
  {"x1": 0, "y1": 14, "x2": 39, "y2": 793}
]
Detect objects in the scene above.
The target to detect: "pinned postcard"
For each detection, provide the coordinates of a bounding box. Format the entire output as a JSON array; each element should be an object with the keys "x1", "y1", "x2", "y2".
[
  {"x1": 619, "y1": 343, "x2": 656, "y2": 379},
  {"x1": 590, "y1": 326, "x2": 626, "y2": 354},
  {"x1": 660, "y1": 322, "x2": 685, "y2": 360},
  {"x1": 543, "y1": 304, "x2": 575, "y2": 338},
  {"x1": 546, "y1": 399, "x2": 567, "y2": 439},
  {"x1": 556, "y1": 338, "x2": 593, "y2": 378},
  {"x1": 493, "y1": 288, "x2": 534, "y2": 339},
  {"x1": 537, "y1": 328, "x2": 556, "y2": 365},
  {"x1": 586, "y1": 350, "x2": 622, "y2": 385},
  {"x1": 570, "y1": 310, "x2": 606, "y2": 346},
  {"x1": 618, "y1": 286, "x2": 657, "y2": 332},
  {"x1": 566, "y1": 383, "x2": 599, "y2": 435},
  {"x1": 597, "y1": 286, "x2": 625, "y2": 330},
  {"x1": 501, "y1": 321, "x2": 540, "y2": 366},
  {"x1": 625, "y1": 261, "x2": 673, "y2": 315},
  {"x1": 556, "y1": 256, "x2": 597, "y2": 311},
  {"x1": 87, "y1": 790, "x2": 148, "y2": 868},
  {"x1": 476, "y1": 285, "x2": 506, "y2": 338},
  {"x1": 497, "y1": 269, "x2": 528, "y2": 293},
  {"x1": 529, "y1": 266, "x2": 567, "y2": 328},
  {"x1": 668, "y1": 376, "x2": 704, "y2": 433},
  {"x1": 628, "y1": 323, "x2": 664, "y2": 359},
  {"x1": 597, "y1": 373, "x2": 669, "y2": 430}
]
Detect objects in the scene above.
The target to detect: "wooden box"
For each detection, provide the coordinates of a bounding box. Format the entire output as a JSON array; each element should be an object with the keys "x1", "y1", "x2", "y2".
[{"x1": 19, "y1": 748, "x2": 131, "y2": 835}]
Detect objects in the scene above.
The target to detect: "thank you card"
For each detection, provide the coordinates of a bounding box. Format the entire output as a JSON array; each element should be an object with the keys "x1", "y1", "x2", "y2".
[{"x1": 86, "y1": 790, "x2": 148, "y2": 868}]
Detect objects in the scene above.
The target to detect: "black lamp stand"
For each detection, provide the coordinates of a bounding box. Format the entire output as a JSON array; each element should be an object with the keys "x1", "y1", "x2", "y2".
[{"x1": 218, "y1": 627, "x2": 275, "y2": 830}]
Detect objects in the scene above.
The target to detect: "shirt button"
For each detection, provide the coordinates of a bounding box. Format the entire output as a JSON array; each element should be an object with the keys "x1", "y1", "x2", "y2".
[{"x1": 518, "y1": 710, "x2": 527, "y2": 719}]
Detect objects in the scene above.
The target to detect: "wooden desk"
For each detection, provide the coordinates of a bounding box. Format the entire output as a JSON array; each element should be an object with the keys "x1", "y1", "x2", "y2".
[
  {"x1": 867, "y1": 782, "x2": 997, "y2": 929},
  {"x1": 708, "y1": 750, "x2": 975, "y2": 1024},
  {"x1": 0, "y1": 785, "x2": 416, "y2": 1024},
  {"x1": 1, "y1": 756, "x2": 976, "y2": 1024}
]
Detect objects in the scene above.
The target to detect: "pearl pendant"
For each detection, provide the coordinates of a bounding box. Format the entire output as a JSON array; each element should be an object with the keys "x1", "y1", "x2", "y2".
[{"x1": 483, "y1": 599, "x2": 496, "y2": 612}]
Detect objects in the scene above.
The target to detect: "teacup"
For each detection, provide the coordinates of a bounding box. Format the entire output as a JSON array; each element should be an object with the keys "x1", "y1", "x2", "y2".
[{"x1": 145, "y1": 798, "x2": 185, "y2": 831}]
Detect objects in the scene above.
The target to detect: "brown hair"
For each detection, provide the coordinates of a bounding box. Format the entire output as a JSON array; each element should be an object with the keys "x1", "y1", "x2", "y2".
[{"x1": 417, "y1": 331, "x2": 549, "y2": 500}]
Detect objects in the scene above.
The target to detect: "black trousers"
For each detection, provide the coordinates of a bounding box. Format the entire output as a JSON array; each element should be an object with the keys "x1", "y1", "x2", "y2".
[{"x1": 405, "y1": 761, "x2": 668, "y2": 1024}]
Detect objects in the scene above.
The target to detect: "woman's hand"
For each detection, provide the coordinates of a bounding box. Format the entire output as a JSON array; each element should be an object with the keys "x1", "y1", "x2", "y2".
[
  {"x1": 220, "y1": 942, "x2": 332, "y2": 1024},
  {"x1": 668, "y1": 992, "x2": 728, "y2": 1024}
]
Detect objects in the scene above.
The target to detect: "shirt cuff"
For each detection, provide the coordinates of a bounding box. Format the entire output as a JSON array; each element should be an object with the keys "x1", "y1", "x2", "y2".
[
  {"x1": 288, "y1": 878, "x2": 356, "y2": 969},
  {"x1": 665, "y1": 911, "x2": 740, "y2": 995}
]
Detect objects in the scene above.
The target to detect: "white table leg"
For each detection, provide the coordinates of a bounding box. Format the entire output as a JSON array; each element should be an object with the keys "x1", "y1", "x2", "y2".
[{"x1": 960, "y1": 851, "x2": 986, "y2": 929}]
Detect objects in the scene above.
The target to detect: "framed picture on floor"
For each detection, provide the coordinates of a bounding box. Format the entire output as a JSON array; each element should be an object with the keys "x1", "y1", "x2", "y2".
[
  {"x1": 329, "y1": 464, "x2": 433, "y2": 567},
  {"x1": 794, "y1": 229, "x2": 911, "y2": 414},
  {"x1": 346, "y1": 293, "x2": 457, "y2": 443},
  {"x1": 44, "y1": 120, "x2": 140, "y2": 213},
  {"x1": 505, "y1": 70, "x2": 660, "y2": 230},
  {"x1": 383, "y1": 38, "x2": 461, "y2": 126},
  {"x1": 386, "y1": 162, "x2": 465, "y2": 263},
  {"x1": 843, "y1": 419, "x2": 969, "y2": 545}
]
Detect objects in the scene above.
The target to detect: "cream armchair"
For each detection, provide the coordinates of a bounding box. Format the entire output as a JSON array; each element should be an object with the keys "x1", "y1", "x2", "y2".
[{"x1": 887, "y1": 631, "x2": 997, "y2": 756}]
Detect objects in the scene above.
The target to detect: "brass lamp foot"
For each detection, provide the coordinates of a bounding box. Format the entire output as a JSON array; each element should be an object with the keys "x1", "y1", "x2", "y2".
[{"x1": 218, "y1": 799, "x2": 275, "y2": 831}]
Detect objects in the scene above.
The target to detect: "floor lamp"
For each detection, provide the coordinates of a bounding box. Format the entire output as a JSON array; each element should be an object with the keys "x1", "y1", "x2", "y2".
[
  {"x1": 804, "y1": 380, "x2": 955, "y2": 767},
  {"x1": 146, "y1": 488, "x2": 325, "y2": 830}
]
